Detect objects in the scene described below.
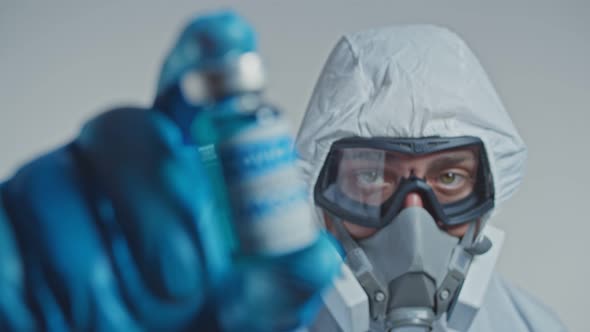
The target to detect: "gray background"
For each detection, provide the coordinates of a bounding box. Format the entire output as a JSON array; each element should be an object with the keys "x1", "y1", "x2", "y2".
[{"x1": 1, "y1": 1, "x2": 587, "y2": 330}]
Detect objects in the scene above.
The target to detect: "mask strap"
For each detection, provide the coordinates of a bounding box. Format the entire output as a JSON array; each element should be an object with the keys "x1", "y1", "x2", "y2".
[
  {"x1": 439, "y1": 220, "x2": 493, "y2": 327},
  {"x1": 432, "y1": 221, "x2": 478, "y2": 318},
  {"x1": 329, "y1": 214, "x2": 390, "y2": 320},
  {"x1": 330, "y1": 215, "x2": 360, "y2": 252},
  {"x1": 461, "y1": 220, "x2": 492, "y2": 256},
  {"x1": 460, "y1": 221, "x2": 478, "y2": 247}
]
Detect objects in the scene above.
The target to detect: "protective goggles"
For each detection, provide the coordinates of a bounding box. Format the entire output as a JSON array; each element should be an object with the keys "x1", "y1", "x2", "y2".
[{"x1": 314, "y1": 136, "x2": 494, "y2": 228}]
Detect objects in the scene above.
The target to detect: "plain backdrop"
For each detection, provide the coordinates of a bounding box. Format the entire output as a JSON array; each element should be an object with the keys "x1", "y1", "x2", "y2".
[{"x1": 1, "y1": 1, "x2": 588, "y2": 330}]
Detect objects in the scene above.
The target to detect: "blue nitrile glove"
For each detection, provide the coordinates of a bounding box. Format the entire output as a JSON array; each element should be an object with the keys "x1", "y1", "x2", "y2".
[
  {"x1": 0, "y1": 109, "x2": 221, "y2": 331},
  {"x1": 0, "y1": 10, "x2": 342, "y2": 332}
]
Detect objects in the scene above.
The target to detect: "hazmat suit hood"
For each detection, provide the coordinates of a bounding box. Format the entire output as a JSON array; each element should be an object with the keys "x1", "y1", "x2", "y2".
[{"x1": 296, "y1": 25, "x2": 527, "y2": 225}]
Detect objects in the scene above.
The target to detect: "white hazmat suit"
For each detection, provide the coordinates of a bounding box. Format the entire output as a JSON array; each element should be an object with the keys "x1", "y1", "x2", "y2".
[{"x1": 296, "y1": 25, "x2": 566, "y2": 332}]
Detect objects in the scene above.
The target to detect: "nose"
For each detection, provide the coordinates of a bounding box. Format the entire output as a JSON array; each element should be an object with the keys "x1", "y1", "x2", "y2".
[{"x1": 404, "y1": 192, "x2": 424, "y2": 208}]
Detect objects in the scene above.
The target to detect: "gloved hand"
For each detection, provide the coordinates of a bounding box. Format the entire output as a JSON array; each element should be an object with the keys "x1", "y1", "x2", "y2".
[{"x1": 0, "y1": 11, "x2": 341, "y2": 332}]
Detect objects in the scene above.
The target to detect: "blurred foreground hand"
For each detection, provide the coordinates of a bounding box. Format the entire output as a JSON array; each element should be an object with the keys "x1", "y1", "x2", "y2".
[{"x1": 0, "y1": 10, "x2": 341, "y2": 332}]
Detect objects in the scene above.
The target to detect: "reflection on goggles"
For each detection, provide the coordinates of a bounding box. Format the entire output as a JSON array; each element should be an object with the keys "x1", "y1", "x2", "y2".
[
  {"x1": 314, "y1": 137, "x2": 494, "y2": 228},
  {"x1": 338, "y1": 148, "x2": 478, "y2": 206}
]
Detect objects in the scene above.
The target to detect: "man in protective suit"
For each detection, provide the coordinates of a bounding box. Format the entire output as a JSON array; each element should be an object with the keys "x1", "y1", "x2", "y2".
[{"x1": 297, "y1": 25, "x2": 567, "y2": 331}]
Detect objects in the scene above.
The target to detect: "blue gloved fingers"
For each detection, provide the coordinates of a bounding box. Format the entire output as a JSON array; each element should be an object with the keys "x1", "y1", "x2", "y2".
[
  {"x1": 277, "y1": 231, "x2": 344, "y2": 291},
  {"x1": 157, "y1": 10, "x2": 257, "y2": 97},
  {"x1": 154, "y1": 10, "x2": 258, "y2": 142},
  {"x1": 0, "y1": 147, "x2": 140, "y2": 331},
  {"x1": 0, "y1": 188, "x2": 36, "y2": 331},
  {"x1": 270, "y1": 231, "x2": 343, "y2": 329},
  {"x1": 217, "y1": 231, "x2": 343, "y2": 332},
  {"x1": 0, "y1": 108, "x2": 226, "y2": 331},
  {"x1": 75, "y1": 108, "x2": 227, "y2": 329},
  {"x1": 87, "y1": 254, "x2": 144, "y2": 332}
]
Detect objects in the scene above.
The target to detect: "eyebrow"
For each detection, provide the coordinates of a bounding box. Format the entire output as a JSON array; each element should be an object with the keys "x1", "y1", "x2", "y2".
[{"x1": 428, "y1": 155, "x2": 477, "y2": 172}]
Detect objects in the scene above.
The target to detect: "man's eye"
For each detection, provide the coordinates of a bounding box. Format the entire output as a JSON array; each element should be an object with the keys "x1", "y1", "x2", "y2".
[
  {"x1": 438, "y1": 172, "x2": 465, "y2": 187},
  {"x1": 355, "y1": 170, "x2": 383, "y2": 185}
]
